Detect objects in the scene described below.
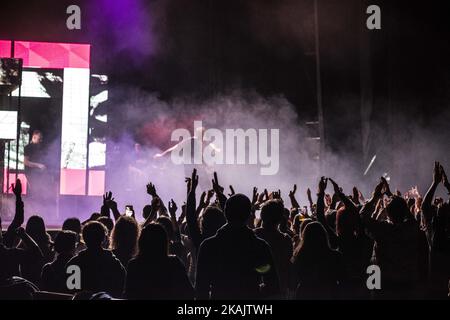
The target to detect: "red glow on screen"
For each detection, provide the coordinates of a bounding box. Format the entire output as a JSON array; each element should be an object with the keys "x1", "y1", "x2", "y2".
[
  {"x1": 2, "y1": 170, "x2": 27, "y2": 195},
  {"x1": 60, "y1": 169, "x2": 86, "y2": 195},
  {"x1": 0, "y1": 40, "x2": 11, "y2": 57},
  {"x1": 14, "y1": 41, "x2": 90, "y2": 69},
  {"x1": 88, "y1": 170, "x2": 105, "y2": 196}
]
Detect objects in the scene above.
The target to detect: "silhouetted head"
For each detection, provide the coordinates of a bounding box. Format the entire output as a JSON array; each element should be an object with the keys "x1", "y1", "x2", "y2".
[
  {"x1": 299, "y1": 218, "x2": 313, "y2": 239},
  {"x1": 82, "y1": 221, "x2": 107, "y2": 249},
  {"x1": 201, "y1": 206, "x2": 226, "y2": 237},
  {"x1": 97, "y1": 216, "x2": 114, "y2": 233},
  {"x1": 111, "y1": 216, "x2": 139, "y2": 256},
  {"x1": 142, "y1": 205, "x2": 152, "y2": 220},
  {"x1": 25, "y1": 215, "x2": 50, "y2": 245},
  {"x1": 156, "y1": 216, "x2": 174, "y2": 240},
  {"x1": 260, "y1": 199, "x2": 284, "y2": 228},
  {"x1": 292, "y1": 214, "x2": 302, "y2": 235},
  {"x1": 137, "y1": 223, "x2": 168, "y2": 259},
  {"x1": 224, "y1": 194, "x2": 252, "y2": 226},
  {"x1": 54, "y1": 230, "x2": 77, "y2": 255},
  {"x1": 336, "y1": 207, "x2": 359, "y2": 238},
  {"x1": 386, "y1": 196, "x2": 409, "y2": 224},
  {"x1": 295, "y1": 221, "x2": 330, "y2": 258},
  {"x1": 62, "y1": 218, "x2": 82, "y2": 235}
]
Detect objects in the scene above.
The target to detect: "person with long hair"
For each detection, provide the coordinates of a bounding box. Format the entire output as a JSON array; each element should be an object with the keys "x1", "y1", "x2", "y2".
[
  {"x1": 292, "y1": 221, "x2": 344, "y2": 299},
  {"x1": 110, "y1": 216, "x2": 140, "y2": 267},
  {"x1": 124, "y1": 223, "x2": 194, "y2": 299}
]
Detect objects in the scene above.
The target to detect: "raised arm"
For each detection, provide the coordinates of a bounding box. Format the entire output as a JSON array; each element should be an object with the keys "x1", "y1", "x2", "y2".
[
  {"x1": 360, "y1": 179, "x2": 384, "y2": 222},
  {"x1": 422, "y1": 162, "x2": 442, "y2": 223},
  {"x1": 168, "y1": 199, "x2": 182, "y2": 243},
  {"x1": 4, "y1": 180, "x2": 25, "y2": 247},
  {"x1": 212, "y1": 172, "x2": 227, "y2": 210},
  {"x1": 103, "y1": 191, "x2": 121, "y2": 221},
  {"x1": 288, "y1": 184, "x2": 300, "y2": 209},
  {"x1": 16, "y1": 227, "x2": 43, "y2": 260},
  {"x1": 186, "y1": 168, "x2": 202, "y2": 250},
  {"x1": 328, "y1": 178, "x2": 358, "y2": 213}
]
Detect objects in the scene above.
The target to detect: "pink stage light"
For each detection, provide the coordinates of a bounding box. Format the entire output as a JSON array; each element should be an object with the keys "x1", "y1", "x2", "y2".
[
  {"x1": 0, "y1": 40, "x2": 11, "y2": 57},
  {"x1": 14, "y1": 41, "x2": 90, "y2": 69}
]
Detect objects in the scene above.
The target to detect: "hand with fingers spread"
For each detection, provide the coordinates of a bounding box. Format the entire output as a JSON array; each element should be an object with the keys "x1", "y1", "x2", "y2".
[
  {"x1": 103, "y1": 191, "x2": 118, "y2": 211},
  {"x1": 146, "y1": 182, "x2": 158, "y2": 197}
]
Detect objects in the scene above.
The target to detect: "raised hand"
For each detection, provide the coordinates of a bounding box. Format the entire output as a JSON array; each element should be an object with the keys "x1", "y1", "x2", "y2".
[
  {"x1": 211, "y1": 171, "x2": 224, "y2": 194},
  {"x1": 433, "y1": 161, "x2": 443, "y2": 185},
  {"x1": 198, "y1": 191, "x2": 207, "y2": 209},
  {"x1": 191, "y1": 168, "x2": 199, "y2": 192},
  {"x1": 146, "y1": 182, "x2": 158, "y2": 197},
  {"x1": 251, "y1": 187, "x2": 259, "y2": 205},
  {"x1": 271, "y1": 189, "x2": 281, "y2": 200},
  {"x1": 168, "y1": 199, "x2": 178, "y2": 218},
  {"x1": 289, "y1": 184, "x2": 297, "y2": 197},
  {"x1": 289, "y1": 184, "x2": 300, "y2": 209},
  {"x1": 318, "y1": 176, "x2": 328, "y2": 194},
  {"x1": 15, "y1": 226, "x2": 26, "y2": 238},
  {"x1": 228, "y1": 185, "x2": 235, "y2": 197},
  {"x1": 441, "y1": 165, "x2": 450, "y2": 189},
  {"x1": 103, "y1": 191, "x2": 113, "y2": 206},
  {"x1": 328, "y1": 178, "x2": 340, "y2": 195},
  {"x1": 184, "y1": 177, "x2": 192, "y2": 194},
  {"x1": 11, "y1": 179, "x2": 22, "y2": 198}
]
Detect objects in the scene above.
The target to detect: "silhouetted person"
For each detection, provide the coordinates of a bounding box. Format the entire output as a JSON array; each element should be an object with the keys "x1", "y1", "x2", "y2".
[
  {"x1": 196, "y1": 193, "x2": 280, "y2": 299},
  {"x1": 62, "y1": 217, "x2": 85, "y2": 253},
  {"x1": 124, "y1": 223, "x2": 194, "y2": 300},
  {"x1": 156, "y1": 216, "x2": 188, "y2": 266},
  {"x1": 66, "y1": 221, "x2": 125, "y2": 297},
  {"x1": 361, "y1": 179, "x2": 420, "y2": 299},
  {"x1": 41, "y1": 230, "x2": 77, "y2": 292},
  {"x1": 0, "y1": 224, "x2": 43, "y2": 282},
  {"x1": 18, "y1": 215, "x2": 54, "y2": 284},
  {"x1": 421, "y1": 162, "x2": 450, "y2": 298},
  {"x1": 110, "y1": 216, "x2": 139, "y2": 267},
  {"x1": 254, "y1": 199, "x2": 293, "y2": 297},
  {"x1": 292, "y1": 222, "x2": 344, "y2": 299}
]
